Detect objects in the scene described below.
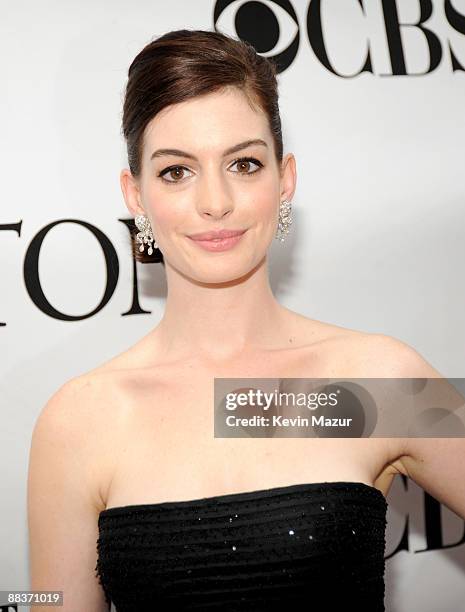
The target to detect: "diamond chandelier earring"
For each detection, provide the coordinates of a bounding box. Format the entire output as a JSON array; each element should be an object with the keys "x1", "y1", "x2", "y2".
[
  {"x1": 275, "y1": 199, "x2": 292, "y2": 242},
  {"x1": 135, "y1": 214, "x2": 158, "y2": 255}
]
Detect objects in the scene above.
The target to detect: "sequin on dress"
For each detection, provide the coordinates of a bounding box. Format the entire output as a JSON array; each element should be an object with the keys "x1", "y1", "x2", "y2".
[{"x1": 95, "y1": 481, "x2": 388, "y2": 611}]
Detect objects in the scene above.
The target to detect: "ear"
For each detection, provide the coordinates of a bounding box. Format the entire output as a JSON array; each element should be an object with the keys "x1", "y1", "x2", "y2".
[
  {"x1": 279, "y1": 153, "x2": 297, "y2": 203},
  {"x1": 120, "y1": 168, "x2": 146, "y2": 217}
]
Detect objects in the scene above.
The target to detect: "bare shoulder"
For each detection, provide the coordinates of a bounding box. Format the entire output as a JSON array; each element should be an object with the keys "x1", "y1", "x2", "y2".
[
  {"x1": 34, "y1": 370, "x2": 128, "y2": 511},
  {"x1": 296, "y1": 316, "x2": 445, "y2": 377},
  {"x1": 39, "y1": 369, "x2": 125, "y2": 431},
  {"x1": 292, "y1": 309, "x2": 442, "y2": 374},
  {"x1": 28, "y1": 372, "x2": 130, "y2": 606},
  {"x1": 345, "y1": 332, "x2": 445, "y2": 377},
  {"x1": 334, "y1": 332, "x2": 465, "y2": 518},
  {"x1": 357, "y1": 337, "x2": 465, "y2": 518},
  {"x1": 293, "y1": 317, "x2": 450, "y2": 481}
]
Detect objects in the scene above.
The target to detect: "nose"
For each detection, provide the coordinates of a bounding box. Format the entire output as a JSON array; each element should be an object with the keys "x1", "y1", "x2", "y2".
[
  {"x1": 198, "y1": 199, "x2": 233, "y2": 220},
  {"x1": 195, "y1": 173, "x2": 234, "y2": 220}
]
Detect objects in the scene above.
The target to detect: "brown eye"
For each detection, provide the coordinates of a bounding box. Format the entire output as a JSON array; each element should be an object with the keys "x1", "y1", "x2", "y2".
[
  {"x1": 169, "y1": 167, "x2": 184, "y2": 180},
  {"x1": 230, "y1": 157, "x2": 263, "y2": 176},
  {"x1": 237, "y1": 160, "x2": 251, "y2": 172},
  {"x1": 158, "y1": 165, "x2": 193, "y2": 183}
]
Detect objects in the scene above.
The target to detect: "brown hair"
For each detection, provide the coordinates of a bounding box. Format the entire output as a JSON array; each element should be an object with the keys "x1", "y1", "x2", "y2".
[{"x1": 122, "y1": 29, "x2": 283, "y2": 265}]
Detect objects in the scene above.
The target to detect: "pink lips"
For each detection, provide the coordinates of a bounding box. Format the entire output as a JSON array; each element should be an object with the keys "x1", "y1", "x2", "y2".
[
  {"x1": 187, "y1": 229, "x2": 247, "y2": 252},
  {"x1": 188, "y1": 229, "x2": 246, "y2": 241}
]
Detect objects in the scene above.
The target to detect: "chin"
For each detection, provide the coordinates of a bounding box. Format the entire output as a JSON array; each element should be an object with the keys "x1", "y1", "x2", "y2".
[{"x1": 188, "y1": 259, "x2": 259, "y2": 285}]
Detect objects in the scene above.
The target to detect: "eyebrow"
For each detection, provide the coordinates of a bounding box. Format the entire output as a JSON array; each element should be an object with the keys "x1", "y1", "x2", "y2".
[{"x1": 150, "y1": 138, "x2": 268, "y2": 161}]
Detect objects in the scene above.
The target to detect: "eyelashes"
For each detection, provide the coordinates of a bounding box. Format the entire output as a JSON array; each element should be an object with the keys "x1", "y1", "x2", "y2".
[{"x1": 157, "y1": 156, "x2": 264, "y2": 184}]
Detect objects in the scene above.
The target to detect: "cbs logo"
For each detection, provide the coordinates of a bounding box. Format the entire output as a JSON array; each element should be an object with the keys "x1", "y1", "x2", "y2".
[{"x1": 214, "y1": 0, "x2": 465, "y2": 75}]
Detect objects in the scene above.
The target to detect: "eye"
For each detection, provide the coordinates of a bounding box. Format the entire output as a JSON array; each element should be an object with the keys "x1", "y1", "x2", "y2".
[
  {"x1": 229, "y1": 157, "x2": 263, "y2": 176},
  {"x1": 157, "y1": 156, "x2": 264, "y2": 185},
  {"x1": 157, "y1": 165, "x2": 193, "y2": 183}
]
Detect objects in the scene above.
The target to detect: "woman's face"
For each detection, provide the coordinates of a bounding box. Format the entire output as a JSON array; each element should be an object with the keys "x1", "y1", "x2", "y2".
[{"x1": 122, "y1": 86, "x2": 296, "y2": 283}]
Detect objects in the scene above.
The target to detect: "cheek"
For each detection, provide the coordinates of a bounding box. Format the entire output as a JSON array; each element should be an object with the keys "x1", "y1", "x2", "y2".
[
  {"x1": 147, "y1": 196, "x2": 188, "y2": 232},
  {"x1": 253, "y1": 172, "x2": 280, "y2": 211},
  {"x1": 141, "y1": 175, "x2": 183, "y2": 226},
  {"x1": 251, "y1": 190, "x2": 279, "y2": 227}
]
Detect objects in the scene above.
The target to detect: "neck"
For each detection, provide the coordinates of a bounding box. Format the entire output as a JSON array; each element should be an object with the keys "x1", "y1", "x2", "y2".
[{"x1": 152, "y1": 256, "x2": 291, "y2": 364}]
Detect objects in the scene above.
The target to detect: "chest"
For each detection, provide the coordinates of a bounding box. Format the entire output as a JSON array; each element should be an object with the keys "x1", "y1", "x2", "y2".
[{"x1": 103, "y1": 362, "x2": 393, "y2": 508}]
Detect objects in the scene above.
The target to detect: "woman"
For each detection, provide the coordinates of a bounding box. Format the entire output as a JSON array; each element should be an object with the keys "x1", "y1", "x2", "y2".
[{"x1": 27, "y1": 29, "x2": 465, "y2": 611}]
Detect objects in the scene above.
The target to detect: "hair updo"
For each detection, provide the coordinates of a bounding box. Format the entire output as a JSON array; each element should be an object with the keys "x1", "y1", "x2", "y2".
[{"x1": 122, "y1": 29, "x2": 283, "y2": 265}]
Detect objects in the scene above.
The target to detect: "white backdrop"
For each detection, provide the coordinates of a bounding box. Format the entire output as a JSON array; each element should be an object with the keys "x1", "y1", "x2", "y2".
[{"x1": 1, "y1": 0, "x2": 464, "y2": 610}]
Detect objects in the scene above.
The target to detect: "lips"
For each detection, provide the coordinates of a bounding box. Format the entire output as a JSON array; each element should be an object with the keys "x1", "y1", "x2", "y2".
[{"x1": 188, "y1": 229, "x2": 247, "y2": 241}]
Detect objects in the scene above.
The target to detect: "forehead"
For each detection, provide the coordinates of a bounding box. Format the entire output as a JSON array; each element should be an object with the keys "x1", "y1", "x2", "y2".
[{"x1": 143, "y1": 87, "x2": 270, "y2": 153}]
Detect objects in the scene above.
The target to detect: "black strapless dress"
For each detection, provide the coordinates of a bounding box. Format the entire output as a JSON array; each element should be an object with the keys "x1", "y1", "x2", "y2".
[{"x1": 95, "y1": 481, "x2": 388, "y2": 611}]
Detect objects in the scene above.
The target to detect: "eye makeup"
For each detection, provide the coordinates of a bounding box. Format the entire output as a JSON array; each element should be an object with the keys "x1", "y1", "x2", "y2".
[{"x1": 156, "y1": 156, "x2": 264, "y2": 184}]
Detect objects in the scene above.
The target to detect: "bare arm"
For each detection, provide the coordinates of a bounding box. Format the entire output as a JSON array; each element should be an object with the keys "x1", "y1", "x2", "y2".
[
  {"x1": 27, "y1": 377, "x2": 111, "y2": 611},
  {"x1": 373, "y1": 334, "x2": 465, "y2": 520}
]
